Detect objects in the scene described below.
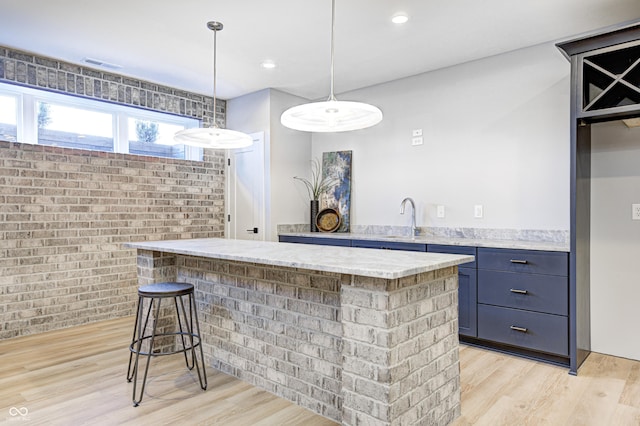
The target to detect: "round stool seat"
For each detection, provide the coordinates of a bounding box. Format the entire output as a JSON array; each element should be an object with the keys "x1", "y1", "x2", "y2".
[{"x1": 138, "y1": 282, "x2": 194, "y2": 298}]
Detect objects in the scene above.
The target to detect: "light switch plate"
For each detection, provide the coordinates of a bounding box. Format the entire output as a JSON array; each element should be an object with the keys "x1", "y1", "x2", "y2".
[
  {"x1": 436, "y1": 205, "x2": 445, "y2": 218},
  {"x1": 474, "y1": 205, "x2": 483, "y2": 218}
]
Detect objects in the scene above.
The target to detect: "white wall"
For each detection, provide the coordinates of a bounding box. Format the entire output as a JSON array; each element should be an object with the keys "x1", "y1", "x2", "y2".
[
  {"x1": 311, "y1": 42, "x2": 571, "y2": 231},
  {"x1": 591, "y1": 121, "x2": 640, "y2": 361},
  {"x1": 227, "y1": 88, "x2": 312, "y2": 241},
  {"x1": 226, "y1": 89, "x2": 270, "y2": 239},
  {"x1": 268, "y1": 89, "x2": 313, "y2": 240}
]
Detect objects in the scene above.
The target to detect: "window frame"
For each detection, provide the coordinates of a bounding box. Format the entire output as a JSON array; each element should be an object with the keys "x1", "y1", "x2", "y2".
[
  {"x1": 0, "y1": 91, "x2": 19, "y2": 142},
  {"x1": 0, "y1": 81, "x2": 202, "y2": 161}
]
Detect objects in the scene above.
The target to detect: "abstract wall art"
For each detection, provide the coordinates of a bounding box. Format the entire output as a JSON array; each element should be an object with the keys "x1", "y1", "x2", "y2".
[{"x1": 321, "y1": 151, "x2": 352, "y2": 233}]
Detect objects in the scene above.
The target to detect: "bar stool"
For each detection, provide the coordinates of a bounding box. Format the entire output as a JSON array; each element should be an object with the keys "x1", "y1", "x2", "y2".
[{"x1": 126, "y1": 282, "x2": 207, "y2": 406}]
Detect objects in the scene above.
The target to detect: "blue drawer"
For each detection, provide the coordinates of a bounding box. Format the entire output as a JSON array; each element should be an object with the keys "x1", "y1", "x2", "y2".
[
  {"x1": 351, "y1": 239, "x2": 427, "y2": 252},
  {"x1": 478, "y1": 248, "x2": 568, "y2": 276},
  {"x1": 478, "y1": 304, "x2": 568, "y2": 356},
  {"x1": 478, "y1": 270, "x2": 568, "y2": 316},
  {"x1": 279, "y1": 235, "x2": 351, "y2": 247},
  {"x1": 427, "y1": 244, "x2": 477, "y2": 268}
]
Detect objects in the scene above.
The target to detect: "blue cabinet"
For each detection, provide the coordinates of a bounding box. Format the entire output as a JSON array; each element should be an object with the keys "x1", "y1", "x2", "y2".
[
  {"x1": 351, "y1": 239, "x2": 427, "y2": 252},
  {"x1": 278, "y1": 235, "x2": 571, "y2": 367},
  {"x1": 477, "y1": 247, "x2": 569, "y2": 359},
  {"x1": 427, "y1": 245, "x2": 477, "y2": 337},
  {"x1": 477, "y1": 248, "x2": 568, "y2": 276},
  {"x1": 457, "y1": 268, "x2": 477, "y2": 337},
  {"x1": 478, "y1": 270, "x2": 568, "y2": 316},
  {"x1": 477, "y1": 304, "x2": 569, "y2": 356},
  {"x1": 279, "y1": 235, "x2": 351, "y2": 247}
]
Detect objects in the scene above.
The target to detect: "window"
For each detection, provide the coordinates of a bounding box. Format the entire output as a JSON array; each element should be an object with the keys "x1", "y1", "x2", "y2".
[
  {"x1": 0, "y1": 82, "x2": 201, "y2": 161},
  {"x1": 128, "y1": 118, "x2": 187, "y2": 160},
  {"x1": 37, "y1": 101, "x2": 114, "y2": 152},
  {"x1": 0, "y1": 94, "x2": 17, "y2": 142}
]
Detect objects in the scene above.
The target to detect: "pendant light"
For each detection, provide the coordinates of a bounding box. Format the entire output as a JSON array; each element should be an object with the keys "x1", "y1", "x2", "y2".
[
  {"x1": 280, "y1": 0, "x2": 383, "y2": 133},
  {"x1": 174, "y1": 21, "x2": 253, "y2": 149}
]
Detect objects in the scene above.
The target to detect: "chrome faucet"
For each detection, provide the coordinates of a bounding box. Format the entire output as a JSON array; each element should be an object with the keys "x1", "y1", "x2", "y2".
[{"x1": 400, "y1": 197, "x2": 417, "y2": 238}]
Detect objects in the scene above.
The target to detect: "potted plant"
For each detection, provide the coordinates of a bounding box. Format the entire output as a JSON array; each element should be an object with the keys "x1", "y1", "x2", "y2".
[{"x1": 294, "y1": 158, "x2": 336, "y2": 232}]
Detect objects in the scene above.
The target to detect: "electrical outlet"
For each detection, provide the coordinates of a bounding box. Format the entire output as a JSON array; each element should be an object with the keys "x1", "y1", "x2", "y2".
[
  {"x1": 411, "y1": 137, "x2": 423, "y2": 146},
  {"x1": 436, "y1": 205, "x2": 445, "y2": 218},
  {"x1": 474, "y1": 205, "x2": 483, "y2": 218},
  {"x1": 633, "y1": 204, "x2": 640, "y2": 220}
]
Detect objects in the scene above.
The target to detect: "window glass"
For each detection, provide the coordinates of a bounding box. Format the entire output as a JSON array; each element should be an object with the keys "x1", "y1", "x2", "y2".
[
  {"x1": 0, "y1": 94, "x2": 17, "y2": 142},
  {"x1": 0, "y1": 82, "x2": 201, "y2": 160},
  {"x1": 37, "y1": 101, "x2": 114, "y2": 151},
  {"x1": 128, "y1": 118, "x2": 187, "y2": 159}
]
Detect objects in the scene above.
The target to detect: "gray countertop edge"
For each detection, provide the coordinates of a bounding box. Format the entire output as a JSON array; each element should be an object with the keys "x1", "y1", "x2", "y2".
[
  {"x1": 124, "y1": 238, "x2": 475, "y2": 279},
  {"x1": 279, "y1": 232, "x2": 570, "y2": 252}
]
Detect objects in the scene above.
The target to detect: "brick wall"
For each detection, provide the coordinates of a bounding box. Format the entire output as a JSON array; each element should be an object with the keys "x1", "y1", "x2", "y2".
[
  {"x1": 0, "y1": 46, "x2": 228, "y2": 340},
  {"x1": 173, "y1": 254, "x2": 344, "y2": 421},
  {"x1": 0, "y1": 46, "x2": 224, "y2": 128},
  {"x1": 135, "y1": 250, "x2": 461, "y2": 424},
  {"x1": 0, "y1": 141, "x2": 225, "y2": 340},
  {"x1": 341, "y1": 268, "x2": 461, "y2": 425}
]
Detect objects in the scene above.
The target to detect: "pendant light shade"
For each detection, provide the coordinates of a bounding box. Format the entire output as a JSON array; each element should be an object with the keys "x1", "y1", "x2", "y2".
[
  {"x1": 280, "y1": 0, "x2": 382, "y2": 133},
  {"x1": 174, "y1": 21, "x2": 253, "y2": 149},
  {"x1": 281, "y1": 100, "x2": 382, "y2": 133},
  {"x1": 173, "y1": 127, "x2": 253, "y2": 148}
]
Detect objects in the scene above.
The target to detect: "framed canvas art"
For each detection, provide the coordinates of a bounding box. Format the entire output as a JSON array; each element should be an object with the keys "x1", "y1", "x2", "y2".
[{"x1": 320, "y1": 151, "x2": 352, "y2": 233}]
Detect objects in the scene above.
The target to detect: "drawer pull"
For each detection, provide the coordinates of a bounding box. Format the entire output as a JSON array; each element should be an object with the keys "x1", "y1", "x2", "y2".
[
  {"x1": 510, "y1": 325, "x2": 528, "y2": 333},
  {"x1": 509, "y1": 288, "x2": 528, "y2": 295},
  {"x1": 510, "y1": 259, "x2": 528, "y2": 264}
]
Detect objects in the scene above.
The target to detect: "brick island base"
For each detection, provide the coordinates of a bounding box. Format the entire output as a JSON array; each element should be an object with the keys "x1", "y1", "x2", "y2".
[{"x1": 135, "y1": 249, "x2": 461, "y2": 425}]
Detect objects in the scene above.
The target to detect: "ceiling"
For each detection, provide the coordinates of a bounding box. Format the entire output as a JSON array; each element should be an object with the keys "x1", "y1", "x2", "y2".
[{"x1": 1, "y1": 1, "x2": 639, "y2": 101}]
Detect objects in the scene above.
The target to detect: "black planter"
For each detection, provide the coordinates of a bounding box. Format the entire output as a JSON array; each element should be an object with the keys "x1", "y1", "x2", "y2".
[{"x1": 310, "y1": 199, "x2": 319, "y2": 232}]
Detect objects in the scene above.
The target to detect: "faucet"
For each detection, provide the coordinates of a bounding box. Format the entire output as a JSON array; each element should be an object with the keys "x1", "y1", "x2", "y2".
[{"x1": 400, "y1": 197, "x2": 417, "y2": 238}]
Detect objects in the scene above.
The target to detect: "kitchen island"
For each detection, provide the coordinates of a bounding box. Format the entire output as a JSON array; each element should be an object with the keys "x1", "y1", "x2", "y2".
[{"x1": 125, "y1": 238, "x2": 474, "y2": 426}]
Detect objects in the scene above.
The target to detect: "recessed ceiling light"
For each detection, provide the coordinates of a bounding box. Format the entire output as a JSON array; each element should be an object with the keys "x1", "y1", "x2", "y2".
[
  {"x1": 260, "y1": 60, "x2": 276, "y2": 69},
  {"x1": 391, "y1": 14, "x2": 409, "y2": 24}
]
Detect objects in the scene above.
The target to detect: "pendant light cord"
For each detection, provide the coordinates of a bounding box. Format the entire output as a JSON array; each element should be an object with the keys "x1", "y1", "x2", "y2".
[
  {"x1": 213, "y1": 25, "x2": 218, "y2": 127},
  {"x1": 173, "y1": 21, "x2": 253, "y2": 148},
  {"x1": 328, "y1": 0, "x2": 336, "y2": 102},
  {"x1": 279, "y1": 0, "x2": 383, "y2": 132},
  {"x1": 207, "y1": 21, "x2": 223, "y2": 129}
]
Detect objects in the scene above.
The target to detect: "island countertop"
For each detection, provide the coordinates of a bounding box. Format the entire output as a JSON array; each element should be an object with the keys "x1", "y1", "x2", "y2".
[{"x1": 125, "y1": 237, "x2": 474, "y2": 279}]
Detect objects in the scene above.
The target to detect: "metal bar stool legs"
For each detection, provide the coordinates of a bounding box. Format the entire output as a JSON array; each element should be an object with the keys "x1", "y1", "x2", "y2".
[{"x1": 126, "y1": 282, "x2": 207, "y2": 407}]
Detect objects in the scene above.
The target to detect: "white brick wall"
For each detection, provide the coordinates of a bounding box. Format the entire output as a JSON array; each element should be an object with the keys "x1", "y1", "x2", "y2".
[
  {"x1": 136, "y1": 251, "x2": 461, "y2": 425},
  {"x1": 341, "y1": 269, "x2": 461, "y2": 426},
  {"x1": 0, "y1": 144, "x2": 225, "y2": 340},
  {"x1": 0, "y1": 45, "x2": 229, "y2": 341}
]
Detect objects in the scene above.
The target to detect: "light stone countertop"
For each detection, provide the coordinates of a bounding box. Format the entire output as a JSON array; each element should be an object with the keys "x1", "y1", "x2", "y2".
[
  {"x1": 279, "y1": 232, "x2": 570, "y2": 252},
  {"x1": 125, "y1": 238, "x2": 474, "y2": 279}
]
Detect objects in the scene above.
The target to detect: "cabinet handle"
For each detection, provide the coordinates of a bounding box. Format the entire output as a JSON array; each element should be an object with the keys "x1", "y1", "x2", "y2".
[
  {"x1": 510, "y1": 259, "x2": 528, "y2": 264},
  {"x1": 509, "y1": 288, "x2": 528, "y2": 295},
  {"x1": 510, "y1": 325, "x2": 528, "y2": 333}
]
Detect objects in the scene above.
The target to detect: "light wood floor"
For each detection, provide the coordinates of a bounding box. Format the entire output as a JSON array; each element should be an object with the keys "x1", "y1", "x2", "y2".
[
  {"x1": 453, "y1": 344, "x2": 640, "y2": 426},
  {"x1": 0, "y1": 317, "x2": 336, "y2": 425},
  {"x1": 2, "y1": 317, "x2": 640, "y2": 425}
]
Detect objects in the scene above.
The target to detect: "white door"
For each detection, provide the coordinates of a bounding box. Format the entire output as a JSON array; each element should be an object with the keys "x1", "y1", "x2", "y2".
[{"x1": 226, "y1": 132, "x2": 265, "y2": 241}]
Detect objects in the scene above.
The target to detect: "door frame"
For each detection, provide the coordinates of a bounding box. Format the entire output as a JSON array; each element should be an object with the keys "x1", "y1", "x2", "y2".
[{"x1": 225, "y1": 131, "x2": 266, "y2": 241}]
